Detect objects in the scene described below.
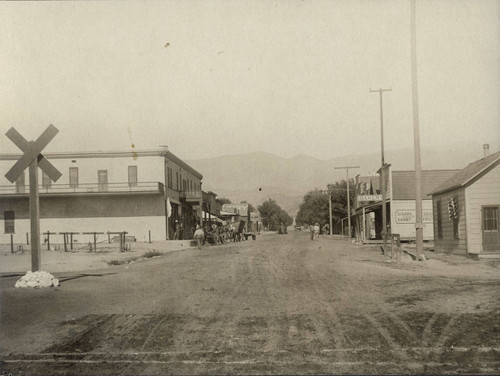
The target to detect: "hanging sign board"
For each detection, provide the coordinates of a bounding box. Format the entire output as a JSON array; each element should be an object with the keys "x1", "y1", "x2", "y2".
[{"x1": 357, "y1": 194, "x2": 382, "y2": 202}]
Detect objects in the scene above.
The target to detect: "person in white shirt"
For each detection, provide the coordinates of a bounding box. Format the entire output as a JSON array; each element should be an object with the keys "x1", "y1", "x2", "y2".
[{"x1": 193, "y1": 225, "x2": 205, "y2": 249}]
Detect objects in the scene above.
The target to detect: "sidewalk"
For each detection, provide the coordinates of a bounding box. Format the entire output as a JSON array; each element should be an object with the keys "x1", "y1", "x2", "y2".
[{"x1": 0, "y1": 240, "x2": 195, "y2": 275}]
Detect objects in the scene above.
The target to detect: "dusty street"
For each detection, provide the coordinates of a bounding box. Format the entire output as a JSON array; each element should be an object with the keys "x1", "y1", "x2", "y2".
[{"x1": 1, "y1": 232, "x2": 499, "y2": 375}]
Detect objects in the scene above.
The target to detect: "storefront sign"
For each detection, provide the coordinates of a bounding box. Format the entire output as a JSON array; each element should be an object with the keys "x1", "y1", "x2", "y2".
[
  {"x1": 395, "y1": 209, "x2": 433, "y2": 224},
  {"x1": 357, "y1": 194, "x2": 382, "y2": 202}
]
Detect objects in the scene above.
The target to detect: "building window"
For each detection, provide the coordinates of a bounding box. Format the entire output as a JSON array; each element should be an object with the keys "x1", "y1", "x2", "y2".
[
  {"x1": 69, "y1": 167, "x2": 79, "y2": 188},
  {"x1": 15, "y1": 172, "x2": 25, "y2": 193},
  {"x1": 167, "y1": 167, "x2": 173, "y2": 189},
  {"x1": 183, "y1": 179, "x2": 187, "y2": 192},
  {"x1": 483, "y1": 207, "x2": 499, "y2": 231},
  {"x1": 4, "y1": 211, "x2": 15, "y2": 234},
  {"x1": 437, "y1": 200, "x2": 443, "y2": 239},
  {"x1": 128, "y1": 166, "x2": 137, "y2": 187},
  {"x1": 98, "y1": 170, "x2": 108, "y2": 192},
  {"x1": 190, "y1": 180, "x2": 193, "y2": 192},
  {"x1": 176, "y1": 172, "x2": 179, "y2": 191},
  {"x1": 42, "y1": 171, "x2": 51, "y2": 189}
]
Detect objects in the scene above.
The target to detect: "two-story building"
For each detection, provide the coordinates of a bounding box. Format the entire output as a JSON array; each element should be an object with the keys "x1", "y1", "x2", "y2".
[{"x1": 0, "y1": 148, "x2": 203, "y2": 244}]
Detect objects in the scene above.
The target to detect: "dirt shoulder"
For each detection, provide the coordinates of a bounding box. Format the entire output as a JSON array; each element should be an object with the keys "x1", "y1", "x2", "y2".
[{"x1": 0, "y1": 240, "x2": 195, "y2": 274}]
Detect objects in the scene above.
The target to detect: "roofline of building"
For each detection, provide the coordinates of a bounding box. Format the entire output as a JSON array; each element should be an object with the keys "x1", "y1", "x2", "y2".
[
  {"x1": 431, "y1": 156, "x2": 500, "y2": 196},
  {"x1": 0, "y1": 149, "x2": 203, "y2": 180},
  {"x1": 391, "y1": 169, "x2": 461, "y2": 173}
]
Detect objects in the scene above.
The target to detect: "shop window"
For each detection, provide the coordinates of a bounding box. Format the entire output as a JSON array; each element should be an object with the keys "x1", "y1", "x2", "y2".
[
  {"x1": 483, "y1": 207, "x2": 498, "y2": 231},
  {"x1": 4, "y1": 211, "x2": 14, "y2": 234},
  {"x1": 128, "y1": 166, "x2": 137, "y2": 187},
  {"x1": 69, "y1": 167, "x2": 79, "y2": 188}
]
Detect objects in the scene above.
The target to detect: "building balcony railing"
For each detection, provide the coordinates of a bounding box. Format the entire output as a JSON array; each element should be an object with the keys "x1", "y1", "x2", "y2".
[
  {"x1": 179, "y1": 190, "x2": 202, "y2": 202},
  {"x1": 0, "y1": 181, "x2": 164, "y2": 195}
]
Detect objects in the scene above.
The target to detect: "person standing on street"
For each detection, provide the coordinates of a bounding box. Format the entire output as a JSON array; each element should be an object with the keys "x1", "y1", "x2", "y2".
[
  {"x1": 313, "y1": 222, "x2": 320, "y2": 240},
  {"x1": 309, "y1": 224, "x2": 314, "y2": 240},
  {"x1": 194, "y1": 225, "x2": 205, "y2": 249}
]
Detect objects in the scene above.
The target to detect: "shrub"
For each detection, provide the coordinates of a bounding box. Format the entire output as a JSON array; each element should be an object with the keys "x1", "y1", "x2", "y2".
[
  {"x1": 144, "y1": 250, "x2": 161, "y2": 258},
  {"x1": 107, "y1": 259, "x2": 124, "y2": 266}
]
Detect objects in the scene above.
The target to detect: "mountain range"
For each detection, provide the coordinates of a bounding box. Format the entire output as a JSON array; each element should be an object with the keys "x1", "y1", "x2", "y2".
[{"x1": 187, "y1": 143, "x2": 491, "y2": 217}]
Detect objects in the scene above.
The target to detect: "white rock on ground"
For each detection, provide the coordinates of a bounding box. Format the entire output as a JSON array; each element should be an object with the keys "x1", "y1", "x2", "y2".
[{"x1": 15, "y1": 271, "x2": 59, "y2": 288}]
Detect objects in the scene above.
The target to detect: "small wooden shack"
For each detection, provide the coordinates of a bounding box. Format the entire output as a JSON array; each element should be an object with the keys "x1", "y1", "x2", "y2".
[{"x1": 430, "y1": 147, "x2": 500, "y2": 257}]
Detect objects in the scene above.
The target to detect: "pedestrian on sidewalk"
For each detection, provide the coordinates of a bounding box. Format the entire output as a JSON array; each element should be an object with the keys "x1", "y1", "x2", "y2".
[
  {"x1": 193, "y1": 225, "x2": 205, "y2": 249},
  {"x1": 173, "y1": 220, "x2": 180, "y2": 240},
  {"x1": 309, "y1": 224, "x2": 314, "y2": 240}
]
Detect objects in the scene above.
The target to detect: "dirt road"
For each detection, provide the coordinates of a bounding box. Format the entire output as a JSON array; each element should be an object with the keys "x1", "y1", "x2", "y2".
[{"x1": 1, "y1": 232, "x2": 499, "y2": 374}]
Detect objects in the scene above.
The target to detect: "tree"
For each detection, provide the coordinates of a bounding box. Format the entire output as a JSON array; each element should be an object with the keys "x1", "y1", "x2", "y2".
[
  {"x1": 327, "y1": 179, "x2": 355, "y2": 233},
  {"x1": 295, "y1": 190, "x2": 330, "y2": 227},
  {"x1": 295, "y1": 179, "x2": 355, "y2": 233},
  {"x1": 257, "y1": 199, "x2": 293, "y2": 231},
  {"x1": 327, "y1": 179, "x2": 355, "y2": 219},
  {"x1": 218, "y1": 197, "x2": 232, "y2": 204}
]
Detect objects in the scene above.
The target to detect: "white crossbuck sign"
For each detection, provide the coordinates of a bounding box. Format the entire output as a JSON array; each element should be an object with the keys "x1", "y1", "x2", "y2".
[
  {"x1": 4, "y1": 125, "x2": 62, "y2": 271},
  {"x1": 5, "y1": 125, "x2": 62, "y2": 183}
]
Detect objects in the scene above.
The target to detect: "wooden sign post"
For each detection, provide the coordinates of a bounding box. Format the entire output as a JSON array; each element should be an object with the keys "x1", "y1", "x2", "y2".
[{"x1": 4, "y1": 125, "x2": 62, "y2": 272}]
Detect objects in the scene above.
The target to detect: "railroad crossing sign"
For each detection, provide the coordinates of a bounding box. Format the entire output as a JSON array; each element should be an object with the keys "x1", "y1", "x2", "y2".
[{"x1": 5, "y1": 125, "x2": 62, "y2": 272}]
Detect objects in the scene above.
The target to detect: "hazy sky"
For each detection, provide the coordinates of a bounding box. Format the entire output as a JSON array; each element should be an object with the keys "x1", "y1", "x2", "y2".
[{"x1": 0, "y1": 0, "x2": 499, "y2": 161}]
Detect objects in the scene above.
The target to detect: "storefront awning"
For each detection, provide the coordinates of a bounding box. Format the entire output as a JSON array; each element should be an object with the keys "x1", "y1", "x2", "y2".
[
  {"x1": 165, "y1": 197, "x2": 181, "y2": 205},
  {"x1": 354, "y1": 200, "x2": 388, "y2": 215},
  {"x1": 202, "y1": 211, "x2": 223, "y2": 222}
]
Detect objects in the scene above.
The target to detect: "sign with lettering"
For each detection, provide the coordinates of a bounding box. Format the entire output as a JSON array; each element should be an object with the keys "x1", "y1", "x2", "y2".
[
  {"x1": 222, "y1": 203, "x2": 249, "y2": 214},
  {"x1": 357, "y1": 194, "x2": 382, "y2": 202},
  {"x1": 395, "y1": 209, "x2": 433, "y2": 224}
]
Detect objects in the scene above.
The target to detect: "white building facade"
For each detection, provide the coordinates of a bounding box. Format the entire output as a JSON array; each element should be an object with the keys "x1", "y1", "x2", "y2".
[{"x1": 0, "y1": 149, "x2": 203, "y2": 245}]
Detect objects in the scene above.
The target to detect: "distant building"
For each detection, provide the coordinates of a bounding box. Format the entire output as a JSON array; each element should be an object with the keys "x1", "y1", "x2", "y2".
[
  {"x1": 430, "y1": 146, "x2": 500, "y2": 256},
  {"x1": 220, "y1": 203, "x2": 258, "y2": 232},
  {"x1": 0, "y1": 148, "x2": 203, "y2": 243},
  {"x1": 354, "y1": 167, "x2": 459, "y2": 241},
  {"x1": 201, "y1": 191, "x2": 224, "y2": 225}
]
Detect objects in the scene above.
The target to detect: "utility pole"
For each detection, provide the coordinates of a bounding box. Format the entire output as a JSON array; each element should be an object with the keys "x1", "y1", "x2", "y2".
[
  {"x1": 329, "y1": 192, "x2": 333, "y2": 236},
  {"x1": 335, "y1": 166, "x2": 359, "y2": 239},
  {"x1": 370, "y1": 88, "x2": 392, "y2": 256},
  {"x1": 411, "y1": 0, "x2": 423, "y2": 260}
]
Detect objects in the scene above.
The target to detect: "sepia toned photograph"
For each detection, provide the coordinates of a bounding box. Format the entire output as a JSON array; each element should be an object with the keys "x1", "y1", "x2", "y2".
[{"x1": 0, "y1": 0, "x2": 499, "y2": 374}]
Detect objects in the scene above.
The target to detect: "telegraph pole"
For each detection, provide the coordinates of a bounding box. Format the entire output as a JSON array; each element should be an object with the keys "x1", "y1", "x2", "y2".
[
  {"x1": 329, "y1": 193, "x2": 333, "y2": 236},
  {"x1": 411, "y1": 0, "x2": 423, "y2": 260},
  {"x1": 335, "y1": 166, "x2": 359, "y2": 239},
  {"x1": 370, "y1": 88, "x2": 392, "y2": 256}
]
